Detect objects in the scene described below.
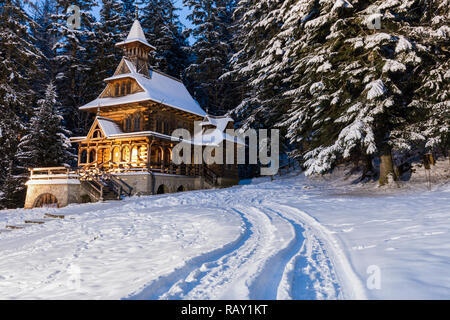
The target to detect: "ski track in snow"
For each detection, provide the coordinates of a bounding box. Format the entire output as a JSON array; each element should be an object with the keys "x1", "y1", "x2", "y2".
[{"x1": 1, "y1": 172, "x2": 448, "y2": 299}]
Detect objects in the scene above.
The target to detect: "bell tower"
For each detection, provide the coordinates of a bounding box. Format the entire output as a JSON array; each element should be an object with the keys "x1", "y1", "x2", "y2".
[{"x1": 115, "y1": 19, "x2": 155, "y2": 77}]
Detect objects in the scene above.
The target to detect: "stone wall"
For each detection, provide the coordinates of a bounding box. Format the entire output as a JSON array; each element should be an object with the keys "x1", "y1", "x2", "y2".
[
  {"x1": 24, "y1": 172, "x2": 239, "y2": 208},
  {"x1": 24, "y1": 180, "x2": 82, "y2": 209}
]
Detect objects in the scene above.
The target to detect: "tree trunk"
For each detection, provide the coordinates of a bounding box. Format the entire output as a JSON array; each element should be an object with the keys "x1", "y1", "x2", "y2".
[{"x1": 379, "y1": 151, "x2": 397, "y2": 186}]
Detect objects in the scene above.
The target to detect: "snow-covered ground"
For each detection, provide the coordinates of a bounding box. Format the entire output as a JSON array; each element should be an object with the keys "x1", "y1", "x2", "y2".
[{"x1": 0, "y1": 163, "x2": 449, "y2": 300}]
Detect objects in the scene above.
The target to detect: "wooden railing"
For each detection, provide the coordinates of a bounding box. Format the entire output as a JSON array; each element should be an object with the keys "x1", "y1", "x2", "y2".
[{"x1": 28, "y1": 166, "x2": 78, "y2": 180}]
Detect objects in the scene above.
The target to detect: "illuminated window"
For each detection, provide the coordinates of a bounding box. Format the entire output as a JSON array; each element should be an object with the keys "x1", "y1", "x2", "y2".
[
  {"x1": 102, "y1": 148, "x2": 111, "y2": 163},
  {"x1": 139, "y1": 146, "x2": 148, "y2": 162},
  {"x1": 122, "y1": 146, "x2": 131, "y2": 162},
  {"x1": 112, "y1": 147, "x2": 121, "y2": 163},
  {"x1": 131, "y1": 146, "x2": 139, "y2": 163}
]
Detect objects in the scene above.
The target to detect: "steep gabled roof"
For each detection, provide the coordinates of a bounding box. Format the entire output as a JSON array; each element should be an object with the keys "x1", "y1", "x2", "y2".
[
  {"x1": 85, "y1": 116, "x2": 124, "y2": 139},
  {"x1": 81, "y1": 59, "x2": 207, "y2": 117},
  {"x1": 97, "y1": 117, "x2": 123, "y2": 137}
]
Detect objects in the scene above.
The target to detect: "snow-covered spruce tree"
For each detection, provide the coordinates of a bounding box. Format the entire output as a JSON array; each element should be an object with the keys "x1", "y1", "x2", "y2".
[
  {"x1": 183, "y1": 0, "x2": 236, "y2": 115},
  {"x1": 49, "y1": 0, "x2": 97, "y2": 135},
  {"x1": 391, "y1": 1, "x2": 449, "y2": 159},
  {"x1": 16, "y1": 82, "x2": 73, "y2": 171},
  {"x1": 91, "y1": 0, "x2": 124, "y2": 93},
  {"x1": 139, "y1": 0, "x2": 189, "y2": 78},
  {"x1": 0, "y1": 0, "x2": 43, "y2": 208},
  {"x1": 228, "y1": 0, "x2": 291, "y2": 130},
  {"x1": 120, "y1": 0, "x2": 136, "y2": 37},
  {"x1": 275, "y1": 0, "x2": 448, "y2": 185},
  {"x1": 29, "y1": 0, "x2": 58, "y2": 81}
]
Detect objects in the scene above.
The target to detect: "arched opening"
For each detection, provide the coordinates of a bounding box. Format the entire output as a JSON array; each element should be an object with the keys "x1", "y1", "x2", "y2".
[
  {"x1": 112, "y1": 147, "x2": 121, "y2": 163},
  {"x1": 150, "y1": 145, "x2": 163, "y2": 166},
  {"x1": 101, "y1": 147, "x2": 111, "y2": 164},
  {"x1": 80, "y1": 149, "x2": 88, "y2": 164},
  {"x1": 89, "y1": 149, "x2": 96, "y2": 164},
  {"x1": 139, "y1": 145, "x2": 148, "y2": 163},
  {"x1": 122, "y1": 146, "x2": 131, "y2": 163},
  {"x1": 131, "y1": 146, "x2": 139, "y2": 165},
  {"x1": 33, "y1": 193, "x2": 58, "y2": 208},
  {"x1": 177, "y1": 185, "x2": 185, "y2": 193},
  {"x1": 164, "y1": 147, "x2": 172, "y2": 164},
  {"x1": 133, "y1": 113, "x2": 141, "y2": 131},
  {"x1": 126, "y1": 81, "x2": 131, "y2": 95},
  {"x1": 156, "y1": 184, "x2": 168, "y2": 195}
]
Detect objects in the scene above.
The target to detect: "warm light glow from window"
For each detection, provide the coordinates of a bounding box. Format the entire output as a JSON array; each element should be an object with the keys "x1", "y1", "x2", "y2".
[
  {"x1": 139, "y1": 146, "x2": 148, "y2": 162},
  {"x1": 113, "y1": 147, "x2": 121, "y2": 163},
  {"x1": 131, "y1": 146, "x2": 139, "y2": 163},
  {"x1": 122, "y1": 146, "x2": 131, "y2": 162}
]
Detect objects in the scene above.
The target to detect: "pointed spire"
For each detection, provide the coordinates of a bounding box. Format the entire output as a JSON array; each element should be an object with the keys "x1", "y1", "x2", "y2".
[
  {"x1": 115, "y1": 19, "x2": 156, "y2": 50},
  {"x1": 135, "y1": 2, "x2": 138, "y2": 20}
]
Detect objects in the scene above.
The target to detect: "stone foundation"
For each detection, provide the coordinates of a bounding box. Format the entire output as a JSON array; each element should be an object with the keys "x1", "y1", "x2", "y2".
[
  {"x1": 24, "y1": 179, "x2": 82, "y2": 209},
  {"x1": 24, "y1": 172, "x2": 238, "y2": 208}
]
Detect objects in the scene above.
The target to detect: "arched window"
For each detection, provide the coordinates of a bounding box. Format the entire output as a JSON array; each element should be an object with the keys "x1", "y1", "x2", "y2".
[
  {"x1": 121, "y1": 82, "x2": 126, "y2": 96},
  {"x1": 80, "y1": 149, "x2": 88, "y2": 164},
  {"x1": 139, "y1": 145, "x2": 148, "y2": 162},
  {"x1": 156, "y1": 119, "x2": 162, "y2": 133},
  {"x1": 115, "y1": 83, "x2": 120, "y2": 96},
  {"x1": 112, "y1": 147, "x2": 121, "y2": 163},
  {"x1": 126, "y1": 81, "x2": 131, "y2": 95},
  {"x1": 122, "y1": 146, "x2": 131, "y2": 163},
  {"x1": 125, "y1": 117, "x2": 132, "y2": 132},
  {"x1": 89, "y1": 149, "x2": 96, "y2": 163},
  {"x1": 164, "y1": 148, "x2": 172, "y2": 164},
  {"x1": 133, "y1": 114, "x2": 141, "y2": 131},
  {"x1": 102, "y1": 148, "x2": 111, "y2": 163},
  {"x1": 131, "y1": 146, "x2": 139, "y2": 163}
]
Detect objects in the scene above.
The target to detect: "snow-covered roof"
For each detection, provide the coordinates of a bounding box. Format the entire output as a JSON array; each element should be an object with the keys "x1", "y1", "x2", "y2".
[
  {"x1": 71, "y1": 115, "x2": 243, "y2": 146},
  {"x1": 97, "y1": 117, "x2": 123, "y2": 137},
  {"x1": 115, "y1": 20, "x2": 156, "y2": 50},
  {"x1": 194, "y1": 116, "x2": 244, "y2": 147},
  {"x1": 81, "y1": 60, "x2": 207, "y2": 117},
  {"x1": 199, "y1": 115, "x2": 234, "y2": 132},
  {"x1": 192, "y1": 130, "x2": 245, "y2": 147}
]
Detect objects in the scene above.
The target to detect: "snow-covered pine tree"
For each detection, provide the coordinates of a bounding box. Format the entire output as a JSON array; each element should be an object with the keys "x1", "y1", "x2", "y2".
[
  {"x1": 29, "y1": 0, "x2": 58, "y2": 81},
  {"x1": 183, "y1": 0, "x2": 236, "y2": 114},
  {"x1": 139, "y1": 0, "x2": 189, "y2": 78},
  {"x1": 120, "y1": 0, "x2": 136, "y2": 37},
  {"x1": 274, "y1": 0, "x2": 449, "y2": 185},
  {"x1": 228, "y1": 0, "x2": 290, "y2": 130},
  {"x1": 49, "y1": 0, "x2": 97, "y2": 135},
  {"x1": 91, "y1": 0, "x2": 124, "y2": 94},
  {"x1": 16, "y1": 82, "x2": 73, "y2": 171},
  {"x1": 391, "y1": 1, "x2": 449, "y2": 159},
  {"x1": 0, "y1": 0, "x2": 43, "y2": 208}
]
